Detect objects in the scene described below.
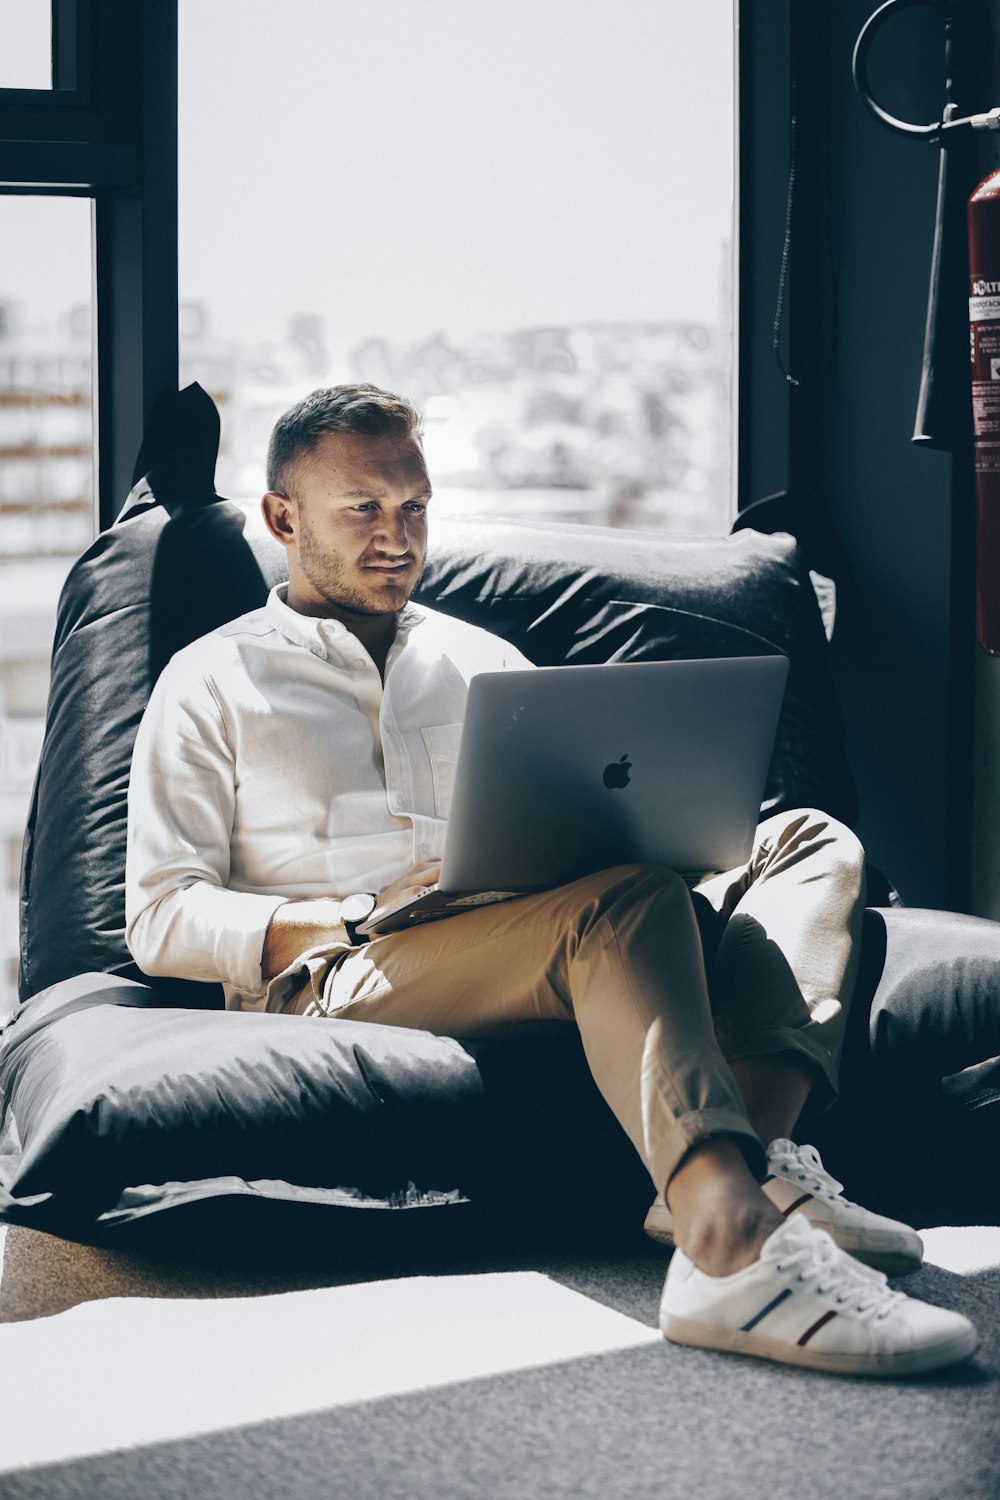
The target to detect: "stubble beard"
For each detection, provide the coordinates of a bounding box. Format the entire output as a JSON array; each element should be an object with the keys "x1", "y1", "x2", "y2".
[{"x1": 297, "y1": 519, "x2": 423, "y2": 618}]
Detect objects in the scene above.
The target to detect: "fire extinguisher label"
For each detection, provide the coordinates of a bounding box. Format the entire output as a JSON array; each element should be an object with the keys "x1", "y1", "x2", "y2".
[
  {"x1": 969, "y1": 300, "x2": 1000, "y2": 461},
  {"x1": 970, "y1": 295, "x2": 1000, "y2": 321}
]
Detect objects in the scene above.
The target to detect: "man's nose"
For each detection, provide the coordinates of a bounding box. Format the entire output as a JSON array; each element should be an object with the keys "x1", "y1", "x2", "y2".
[{"x1": 374, "y1": 510, "x2": 410, "y2": 554}]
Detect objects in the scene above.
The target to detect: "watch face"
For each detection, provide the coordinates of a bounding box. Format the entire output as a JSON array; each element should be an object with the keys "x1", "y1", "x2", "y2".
[{"x1": 341, "y1": 892, "x2": 376, "y2": 923}]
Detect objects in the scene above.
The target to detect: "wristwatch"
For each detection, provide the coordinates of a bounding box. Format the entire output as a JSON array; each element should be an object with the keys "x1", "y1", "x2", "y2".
[{"x1": 340, "y1": 891, "x2": 377, "y2": 945}]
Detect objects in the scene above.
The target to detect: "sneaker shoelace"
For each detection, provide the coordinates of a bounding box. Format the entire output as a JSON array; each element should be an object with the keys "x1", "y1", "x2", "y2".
[
  {"x1": 769, "y1": 1139, "x2": 854, "y2": 1205},
  {"x1": 773, "y1": 1231, "x2": 904, "y2": 1321}
]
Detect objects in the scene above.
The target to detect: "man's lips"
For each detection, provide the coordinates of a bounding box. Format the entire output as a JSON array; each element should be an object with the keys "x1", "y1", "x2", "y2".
[{"x1": 364, "y1": 560, "x2": 413, "y2": 574}]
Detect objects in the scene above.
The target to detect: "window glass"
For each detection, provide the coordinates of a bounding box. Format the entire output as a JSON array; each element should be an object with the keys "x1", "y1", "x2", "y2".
[
  {"x1": 0, "y1": 1, "x2": 52, "y2": 89},
  {"x1": 0, "y1": 194, "x2": 94, "y2": 1016},
  {"x1": 179, "y1": 0, "x2": 734, "y2": 533}
]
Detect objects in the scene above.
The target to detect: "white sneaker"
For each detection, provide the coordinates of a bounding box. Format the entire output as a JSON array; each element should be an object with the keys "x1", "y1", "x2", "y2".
[
  {"x1": 659, "y1": 1216, "x2": 977, "y2": 1376},
  {"x1": 764, "y1": 1138, "x2": 924, "y2": 1273},
  {"x1": 645, "y1": 1138, "x2": 924, "y2": 1275}
]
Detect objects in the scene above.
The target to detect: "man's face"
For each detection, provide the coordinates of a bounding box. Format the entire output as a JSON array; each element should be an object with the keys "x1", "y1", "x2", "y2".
[{"x1": 270, "y1": 430, "x2": 431, "y2": 619}]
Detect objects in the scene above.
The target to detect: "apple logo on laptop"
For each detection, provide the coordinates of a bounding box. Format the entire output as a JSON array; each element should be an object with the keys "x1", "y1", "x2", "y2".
[{"x1": 603, "y1": 753, "x2": 632, "y2": 790}]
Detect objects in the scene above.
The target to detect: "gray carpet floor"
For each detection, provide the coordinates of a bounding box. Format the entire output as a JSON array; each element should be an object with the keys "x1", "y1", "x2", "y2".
[{"x1": 0, "y1": 1219, "x2": 998, "y2": 1500}]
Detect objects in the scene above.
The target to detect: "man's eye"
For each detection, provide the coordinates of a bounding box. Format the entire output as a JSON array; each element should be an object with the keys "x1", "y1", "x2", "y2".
[{"x1": 405, "y1": 503, "x2": 427, "y2": 514}]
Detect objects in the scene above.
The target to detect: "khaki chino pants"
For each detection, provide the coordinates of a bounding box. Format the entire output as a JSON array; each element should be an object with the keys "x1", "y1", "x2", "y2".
[{"x1": 277, "y1": 809, "x2": 866, "y2": 1196}]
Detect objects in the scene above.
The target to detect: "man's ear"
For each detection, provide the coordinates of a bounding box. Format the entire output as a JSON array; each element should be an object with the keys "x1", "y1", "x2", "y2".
[{"x1": 261, "y1": 491, "x2": 297, "y2": 547}]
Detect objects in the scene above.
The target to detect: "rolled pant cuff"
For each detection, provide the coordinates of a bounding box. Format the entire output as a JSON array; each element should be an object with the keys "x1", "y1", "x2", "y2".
[{"x1": 657, "y1": 1107, "x2": 767, "y2": 1191}]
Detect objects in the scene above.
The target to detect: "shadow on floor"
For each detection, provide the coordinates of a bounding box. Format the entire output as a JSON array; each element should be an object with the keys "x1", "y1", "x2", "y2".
[{"x1": 0, "y1": 1199, "x2": 665, "y2": 1325}]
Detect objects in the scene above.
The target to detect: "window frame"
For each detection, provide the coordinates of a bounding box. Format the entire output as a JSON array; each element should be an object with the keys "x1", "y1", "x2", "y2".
[{"x1": 0, "y1": 0, "x2": 178, "y2": 528}]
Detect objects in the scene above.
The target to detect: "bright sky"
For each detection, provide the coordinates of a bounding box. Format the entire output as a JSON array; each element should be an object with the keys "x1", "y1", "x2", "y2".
[
  {"x1": 1, "y1": 1, "x2": 733, "y2": 353},
  {"x1": 178, "y1": 0, "x2": 733, "y2": 348}
]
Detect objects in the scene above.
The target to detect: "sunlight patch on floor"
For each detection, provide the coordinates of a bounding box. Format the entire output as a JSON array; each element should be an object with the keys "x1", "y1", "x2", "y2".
[
  {"x1": 921, "y1": 1225, "x2": 1000, "y2": 1275},
  {"x1": 0, "y1": 1270, "x2": 661, "y2": 1474}
]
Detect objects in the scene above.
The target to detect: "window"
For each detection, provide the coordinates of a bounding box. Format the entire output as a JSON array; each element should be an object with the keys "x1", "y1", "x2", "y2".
[
  {"x1": 0, "y1": 5, "x2": 737, "y2": 1016},
  {"x1": 180, "y1": 0, "x2": 735, "y2": 533},
  {"x1": 0, "y1": 1, "x2": 53, "y2": 90},
  {"x1": 1, "y1": 2, "x2": 176, "y2": 1017}
]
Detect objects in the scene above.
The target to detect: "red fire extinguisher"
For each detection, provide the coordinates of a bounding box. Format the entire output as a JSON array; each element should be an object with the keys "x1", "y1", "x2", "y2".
[{"x1": 968, "y1": 167, "x2": 1000, "y2": 654}]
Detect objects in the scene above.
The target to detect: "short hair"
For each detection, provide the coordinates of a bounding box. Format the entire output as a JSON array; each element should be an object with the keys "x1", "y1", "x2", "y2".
[{"x1": 266, "y1": 384, "x2": 423, "y2": 494}]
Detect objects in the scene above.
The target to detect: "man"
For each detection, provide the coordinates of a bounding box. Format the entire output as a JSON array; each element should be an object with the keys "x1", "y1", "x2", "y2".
[{"x1": 126, "y1": 384, "x2": 977, "y2": 1376}]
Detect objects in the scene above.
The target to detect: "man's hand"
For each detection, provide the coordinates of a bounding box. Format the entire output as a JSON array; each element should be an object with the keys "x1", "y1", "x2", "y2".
[
  {"x1": 370, "y1": 860, "x2": 442, "y2": 925},
  {"x1": 260, "y1": 862, "x2": 442, "y2": 980}
]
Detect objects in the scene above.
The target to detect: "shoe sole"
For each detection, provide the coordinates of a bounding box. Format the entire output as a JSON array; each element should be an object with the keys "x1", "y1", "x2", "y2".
[
  {"x1": 820, "y1": 1227, "x2": 923, "y2": 1277},
  {"x1": 644, "y1": 1214, "x2": 676, "y2": 1249},
  {"x1": 660, "y1": 1314, "x2": 978, "y2": 1377},
  {"x1": 644, "y1": 1215, "x2": 923, "y2": 1277}
]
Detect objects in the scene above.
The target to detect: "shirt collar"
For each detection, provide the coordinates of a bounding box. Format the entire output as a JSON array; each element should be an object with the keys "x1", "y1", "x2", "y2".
[{"x1": 265, "y1": 584, "x2": 425, "y2": 658}]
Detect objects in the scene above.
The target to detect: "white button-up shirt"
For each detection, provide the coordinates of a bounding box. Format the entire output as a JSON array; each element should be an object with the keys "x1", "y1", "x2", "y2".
[{"x1": 125, "y1": 585, "x2": 532, "y2": 1010}]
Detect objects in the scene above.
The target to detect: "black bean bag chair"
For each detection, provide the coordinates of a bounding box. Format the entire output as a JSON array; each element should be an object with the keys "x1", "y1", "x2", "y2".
[{"x1": 1, "y1": 383, "x2": 997, "y2": 1243}]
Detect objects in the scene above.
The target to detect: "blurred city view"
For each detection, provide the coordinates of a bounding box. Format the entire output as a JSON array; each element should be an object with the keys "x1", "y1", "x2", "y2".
[
  {"x1": 0, "y1": 288, "x2": 93, "y2": 1011},
  {"x1": 187, "y1": 304, "x2": 733, "y2": 533}
]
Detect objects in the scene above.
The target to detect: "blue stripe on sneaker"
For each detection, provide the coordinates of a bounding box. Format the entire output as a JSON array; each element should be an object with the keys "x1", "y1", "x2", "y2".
[{"x1": 741, "y1": 1288, "x2": 793, "y2": 1332}]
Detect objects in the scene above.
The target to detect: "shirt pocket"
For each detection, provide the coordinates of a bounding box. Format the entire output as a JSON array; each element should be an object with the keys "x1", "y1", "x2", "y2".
[{"x1": 420, "y1": 723, "x2": 464, "y2": 818}]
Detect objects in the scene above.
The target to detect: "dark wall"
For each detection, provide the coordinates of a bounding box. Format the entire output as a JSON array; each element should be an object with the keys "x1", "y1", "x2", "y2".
[
  {"x1": 740, "y1": 2, "x2": 975, "y2": 908},
  {"x1": 827, "y1": 2, "x2": 962, "y2": 909}
]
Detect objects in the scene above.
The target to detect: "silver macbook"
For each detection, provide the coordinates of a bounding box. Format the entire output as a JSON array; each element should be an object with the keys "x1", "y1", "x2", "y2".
[{"x1": 359, "y1": 655, "x2": 789, "y2": 936}]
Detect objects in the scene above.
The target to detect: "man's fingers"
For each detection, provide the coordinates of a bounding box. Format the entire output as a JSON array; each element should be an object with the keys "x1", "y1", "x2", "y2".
[{"x1": 373, "y1": 860, "x2": 442, "y2": 912}]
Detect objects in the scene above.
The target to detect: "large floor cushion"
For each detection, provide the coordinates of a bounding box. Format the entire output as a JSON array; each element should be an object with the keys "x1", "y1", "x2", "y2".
[
  {"x1": 0, "y1": 974, "x2": 650, "y2": 1242},
  {"x1": 7, "y1": 387, "x2": 997, "y2": 1245},
  {"x1": 4, "y1": 905, "x2": 1000, "y2": 1243},
  {"x1": 20, "y1": 454, "x2": 855, "y2": 1002},
  {"x1": 811, "y1": 907, "x2": 1000, "y2": 1225}
]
